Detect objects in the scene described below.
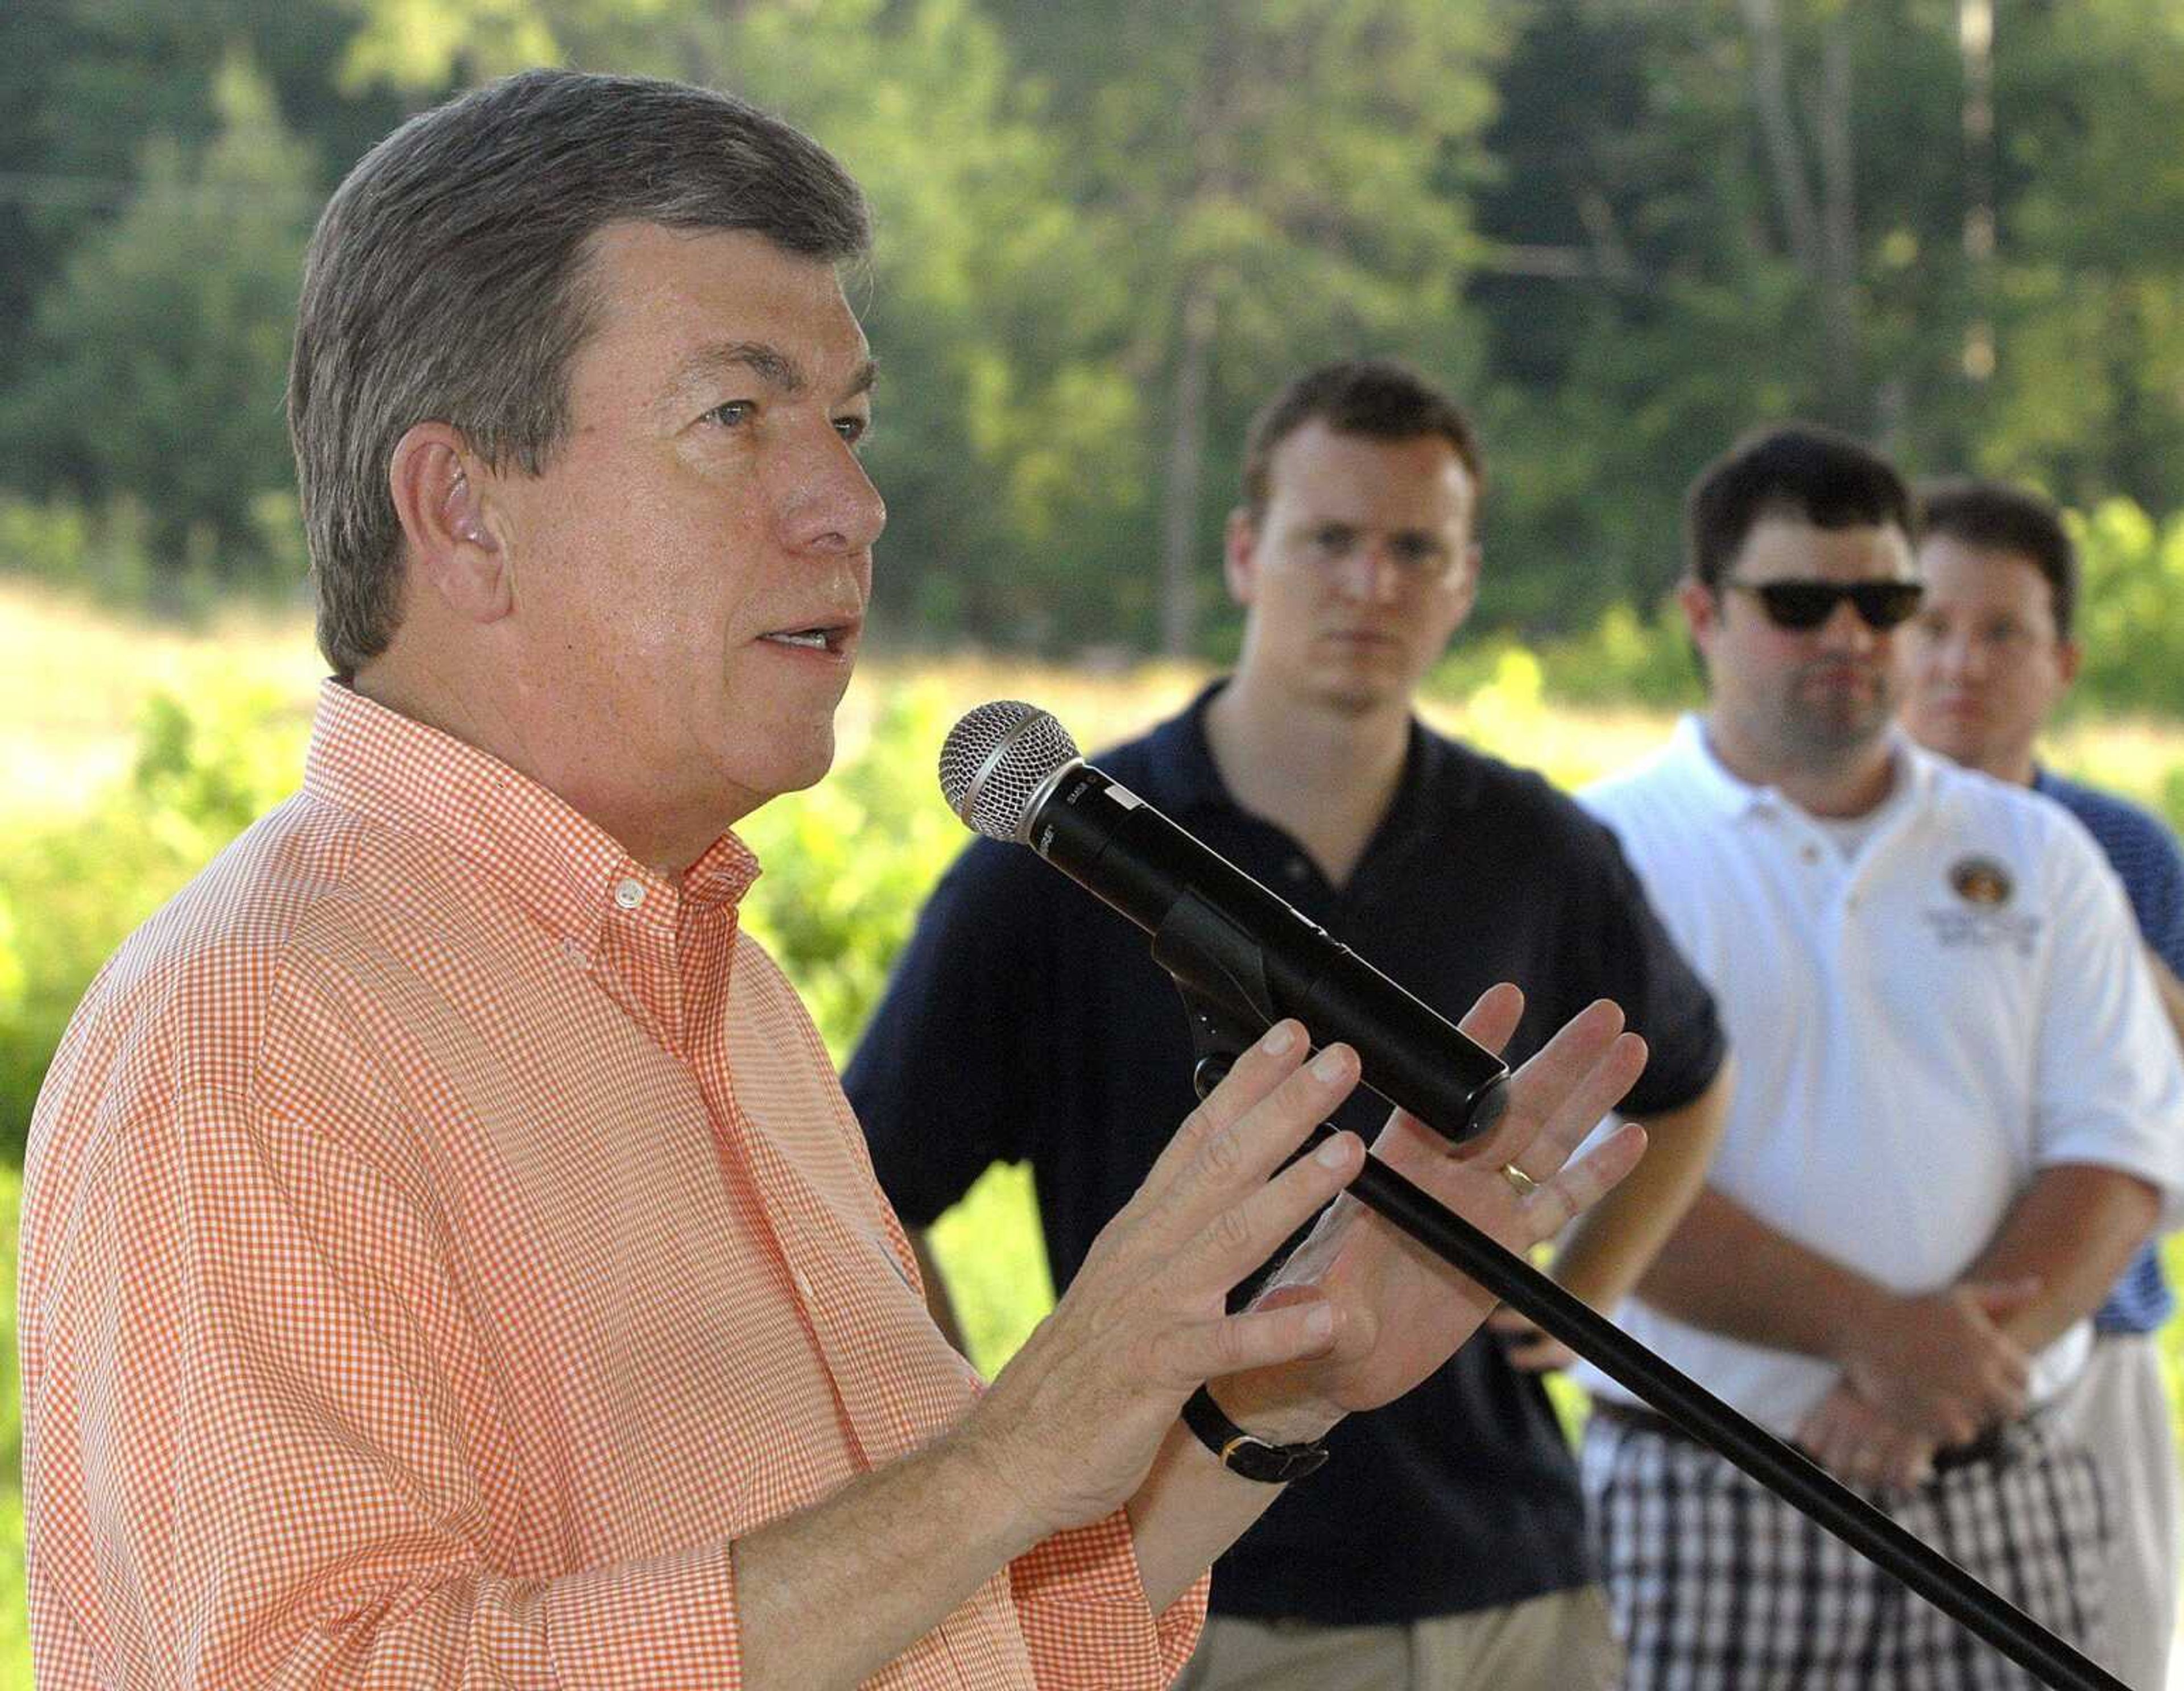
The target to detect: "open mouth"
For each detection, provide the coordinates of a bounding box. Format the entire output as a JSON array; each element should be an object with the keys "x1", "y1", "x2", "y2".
[{"x1": 760, "y1": 622, "x2": 854, "y2": 655}]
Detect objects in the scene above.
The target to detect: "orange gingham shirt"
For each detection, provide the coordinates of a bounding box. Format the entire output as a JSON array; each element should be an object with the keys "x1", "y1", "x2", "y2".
[{"x1": 20, "y1": 680, "x2": 1205, "y2": 1689}]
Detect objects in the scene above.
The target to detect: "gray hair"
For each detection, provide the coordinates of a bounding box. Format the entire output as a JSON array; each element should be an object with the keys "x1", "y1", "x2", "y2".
[{"x1": 288, "y1": 68, "x2": 871, "y2": 677}]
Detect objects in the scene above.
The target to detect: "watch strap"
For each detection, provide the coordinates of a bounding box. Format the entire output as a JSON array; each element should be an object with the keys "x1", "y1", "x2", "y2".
[{"x1": 1181, "y1": 1384, "x2": 1330, "y2": 1484}]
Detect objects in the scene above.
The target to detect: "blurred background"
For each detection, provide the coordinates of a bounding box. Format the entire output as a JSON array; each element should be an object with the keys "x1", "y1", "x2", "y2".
[{"x1": 3, "y1": 0, "x2": 2183, "y2": 1679}]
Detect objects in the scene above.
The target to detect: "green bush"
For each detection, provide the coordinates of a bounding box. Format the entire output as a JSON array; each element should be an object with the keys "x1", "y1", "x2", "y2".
[
  {"x1": 0, "y1": 684, "x2": 307, "y2": 1165},
  {"x1": 2073, "y1": 499, "x2": 2184, "y2": 718}
]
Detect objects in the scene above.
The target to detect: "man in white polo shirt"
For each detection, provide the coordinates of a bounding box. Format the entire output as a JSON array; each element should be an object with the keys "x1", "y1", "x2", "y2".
[{"x1": 1577, "y1": 423, "x2": 2184, "y2": 1690}]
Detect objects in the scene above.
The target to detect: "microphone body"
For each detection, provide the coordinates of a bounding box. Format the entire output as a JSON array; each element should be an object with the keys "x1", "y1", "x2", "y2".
[{"x1": 1024, "y1": 758, "x2": 1509, "y2": 1144}]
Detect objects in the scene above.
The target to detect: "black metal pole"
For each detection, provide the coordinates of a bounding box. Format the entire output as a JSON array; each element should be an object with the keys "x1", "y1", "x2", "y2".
[{"x1": 1322, "y1": 1128, "x2": 2123, "y2": 1691}]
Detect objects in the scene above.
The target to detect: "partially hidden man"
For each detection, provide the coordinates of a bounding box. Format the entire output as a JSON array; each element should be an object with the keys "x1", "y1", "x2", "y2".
[
  {"x1": 1901, "y1": 477, "x2": 2184, "y2": 1691},
  {"x1": 849, "y1": 360, "x2": 1730, "y2": 1691},
  {"x1": 18, "y1": 73, "x2": 1657, "y2": 1689}
]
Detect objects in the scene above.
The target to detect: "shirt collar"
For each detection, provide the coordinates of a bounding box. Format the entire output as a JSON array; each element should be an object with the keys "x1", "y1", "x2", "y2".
[
  {"x1": 301, "y1": 680, "x2": 761, "y2": 954},
  {"x1": 1127, "y1": 678, "x2": 1458, "y2": 826},
  {"x1": 1668, "y1": 711, "x2": 1934, "y2": 825}
]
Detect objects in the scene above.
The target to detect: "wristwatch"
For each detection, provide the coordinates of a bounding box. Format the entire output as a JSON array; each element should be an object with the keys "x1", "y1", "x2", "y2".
[{"x1": 1181, "y1": 1385, "x2": 1331, "y2": 1484}]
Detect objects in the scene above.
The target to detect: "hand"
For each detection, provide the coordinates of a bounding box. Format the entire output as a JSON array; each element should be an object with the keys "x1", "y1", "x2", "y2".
[
  {"x1": 954, "y1": 1019, "x2": 1371, "y2": 1541},
  {"x1": 1486, "y1": 1305, "x2": 1578, "y2": 1374},
  {"x1": 1794, "y1": 1379, "x2": 1939, "y2": 1494},
  {"x1": 1838, "y1": 1279, "x2": 2039, "y2": 1448},
  {"x1": 1214, "y1": 985, "x2": 1648, "y2": 1436}
]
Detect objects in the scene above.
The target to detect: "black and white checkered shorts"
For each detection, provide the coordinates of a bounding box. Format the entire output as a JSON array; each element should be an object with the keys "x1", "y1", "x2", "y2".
[{"x1": 1581, "y1": 1407, "x2": 2108, "y2": 1690}]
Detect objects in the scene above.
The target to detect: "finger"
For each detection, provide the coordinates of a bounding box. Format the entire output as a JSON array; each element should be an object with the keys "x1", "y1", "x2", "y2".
[
  {"x1": 1503, "y1": 1333, "x2": 1576, "y2": 1374},
  {"x1": 1455, "y1": 981, "x2": 1526, "y2": 1057},
  {"x1": 1465, "y1": 1002, "x2": 1643, "y2": 1173},
  {"x1": 1968, "y1": 1275, "x2": 2044, "y2": 1320},
  {"x1": 1519, "y1": 1118, "x2": 1647, "y2": 1242},
  {"x1": 1185, "y1": 1127, "x2": 1366, "y2": 1287},
  {"x1": 1148, "y1": 1020, "x2": 1316, "y2": 1185},
  {"x1": 1141, "y1": 1029, "x2": 1360, "y2": 1245},
  {"x1": 1149, "y1": 1293, "x2": 1343, "y2": 1388}
]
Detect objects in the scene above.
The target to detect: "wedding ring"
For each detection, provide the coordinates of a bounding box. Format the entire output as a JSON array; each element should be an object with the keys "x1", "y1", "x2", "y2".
[{"x1": 1502, "y1": 1163, "x2": 1539, "y2": 1198}]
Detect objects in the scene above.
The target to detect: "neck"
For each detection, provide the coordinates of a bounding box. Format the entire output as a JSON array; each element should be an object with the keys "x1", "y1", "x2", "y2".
[
  {"x1": 1205, "y1": 671, "x2": 1411, "y2": 883},
  {"x1": 1985, "y1": 746, "x2": 2038, "y2": 788},
  {"x1": 1701, "y1": 712, "x2": 1898, "y2": 819},
  {"x1": 354, "y1": 650, "x2": 721, "y2": 875}
]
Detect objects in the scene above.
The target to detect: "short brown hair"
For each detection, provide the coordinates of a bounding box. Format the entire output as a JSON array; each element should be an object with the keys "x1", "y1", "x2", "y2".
[
  {"x1": 1684, "y1": 423, "x2": 1913, "y2": 590},
  {"x1": 1238, "y1": 359, "x2": 1484, "y2": 524},
  {"x1": 288, "y1": 69, "x2": 870, "y2": 678},
  {"x1": 1917, "y1": 478, "x2": 2077, "y2": 640}
]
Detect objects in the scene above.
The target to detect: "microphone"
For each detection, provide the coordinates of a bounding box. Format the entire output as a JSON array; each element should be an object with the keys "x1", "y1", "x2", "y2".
[{"x1": 938, "y1": 700, "x2": 1509, "y2": 1144}]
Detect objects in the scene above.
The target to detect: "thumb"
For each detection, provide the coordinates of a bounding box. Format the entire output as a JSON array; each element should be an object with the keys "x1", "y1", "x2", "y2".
[{"x1": 1966, "y1": 1275, "x2": 2042, "y2": 1319}]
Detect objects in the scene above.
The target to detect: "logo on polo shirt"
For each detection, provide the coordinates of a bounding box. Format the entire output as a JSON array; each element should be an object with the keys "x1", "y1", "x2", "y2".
[
  {"x1": 1923, "y1": 853, "x2": 2041, "y2": 955},
  {"x1": 1948, "y1": 855, "x2": 2013, "y2": 907}
]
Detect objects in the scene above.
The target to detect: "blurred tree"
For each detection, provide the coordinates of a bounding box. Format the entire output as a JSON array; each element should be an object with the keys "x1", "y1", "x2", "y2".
[
  {"x1": 0, "y1": 51, "x2": 320, "y2": 595},
  {"x1": 0, "y1": 0, "x2": 414, "y2": 408},
  {"x1": 6, "y1": 0, "x2": 2182, "y2": 680},
  {"x1": 986, "y1": 0, "x2": 1512, "y2": 654}
]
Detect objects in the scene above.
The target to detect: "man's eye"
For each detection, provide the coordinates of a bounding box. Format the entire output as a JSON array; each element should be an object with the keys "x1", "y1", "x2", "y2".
[
  {"x1": 835, "y1": 415, "x2": 870, "y2": 447},
  {"x1": 1392, "y1": 537, "x2": 1442, "y2": 568},
  {"x1": 1313, "y1": 527, "x2": 1353, "y2": 552},
  {"x1": 705, "y1": 400, "x2": 755, "y2": 428}
]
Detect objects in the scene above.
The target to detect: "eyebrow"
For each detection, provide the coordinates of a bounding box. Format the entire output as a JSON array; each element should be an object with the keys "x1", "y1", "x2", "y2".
[{"x1": 661, "y1": 341, "x2": 879, "y2": 410}]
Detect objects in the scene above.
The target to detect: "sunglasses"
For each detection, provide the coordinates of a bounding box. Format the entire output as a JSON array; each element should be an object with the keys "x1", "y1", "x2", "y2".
[{"x1": 1721, "y1": 577, "x2": 1925, "y2": 632}]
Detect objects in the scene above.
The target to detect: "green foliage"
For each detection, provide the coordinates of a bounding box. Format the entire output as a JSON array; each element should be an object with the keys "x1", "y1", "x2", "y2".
[
  {"x1": 1430, "y1": 600, "x2": 1703, "y2": 715},
  {"x1": 0, "y1": 51, "x2": 318, "y2": 596},
  {"x1": 0, "y1": 683, "x2": 308, "y2": 1165},
  {"x1": 2073, "y1": 500, "x2": 2184, "y2": 718},
  {"x1": 0, "y1": 491, "x2": 158, "y2": 603},
  {"x1": 736, "y1": 681, "x2": 975, "y2": 1062}
]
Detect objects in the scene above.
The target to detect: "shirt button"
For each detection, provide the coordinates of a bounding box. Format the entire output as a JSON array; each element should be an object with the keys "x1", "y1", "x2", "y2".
[
  {"x1": 613, "y1": 876, "x2": 646, "y2": 911},
  {"x1": 1800, "y1": 845, "x2": 1821, "y2": 864},
  {"x1": 1285, "y1": 858, "x2": 1310, "y2": 883}
]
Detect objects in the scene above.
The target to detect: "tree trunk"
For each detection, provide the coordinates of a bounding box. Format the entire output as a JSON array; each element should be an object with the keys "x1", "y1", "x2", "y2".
[
  {"x1": 1815, "y1": 18, "x2": 1860, "y2": 421},
  {"x1": 1159, "y1": 278, "x2": 1217, "y2": 659}
]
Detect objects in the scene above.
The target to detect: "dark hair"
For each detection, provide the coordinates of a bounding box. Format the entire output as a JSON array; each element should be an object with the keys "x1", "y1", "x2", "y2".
[
  {"x1": 289, "y1": 69, "x2": 871, "y2": 679},
  {"x1": 1684, "y1": 423, "x2": 1913, "y2": 589},
  {"x1": 1238, "y1": 358, "x2": 1484, "y2": 523},
  {"x1": 1916, "y1": 478, "x2": 2077, "y2": 640}
]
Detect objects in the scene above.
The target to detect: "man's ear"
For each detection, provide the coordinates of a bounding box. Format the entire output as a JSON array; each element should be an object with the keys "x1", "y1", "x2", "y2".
[
  {"x1": 388, "y1": 421, "x2": 511, "y2": 624},
  {"x1": 1447, "y1": 540, "x2": 1483, "y2": 621},
  {"x1": 1677, "y1": 576, "x2": 1718, "y2": 644},
  {"x1": 2055, "y1": 636, "x2": 2083, "y2": 690},
  {"x1": 1222, "y1": 508, "x2": 1260, "y2": 607}
]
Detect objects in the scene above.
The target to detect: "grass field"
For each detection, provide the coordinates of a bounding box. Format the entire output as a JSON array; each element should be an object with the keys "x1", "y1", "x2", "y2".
[{"x1": 5, "y1": 576, "x2": 2184, "y2": 1681}]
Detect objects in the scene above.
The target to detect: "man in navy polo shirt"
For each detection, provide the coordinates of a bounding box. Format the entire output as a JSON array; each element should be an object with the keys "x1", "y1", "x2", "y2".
[
  {"x1": 847, "y1": 359, "x2": 1731, "y2": 1690},
  {"x1": 1901, "y1": 477, "x2": 2184, "y2": 1691}
]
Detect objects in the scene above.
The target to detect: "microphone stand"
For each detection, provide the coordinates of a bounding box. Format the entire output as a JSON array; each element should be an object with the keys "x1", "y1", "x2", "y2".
[{"x1": 1169, "y1": 978, "x2": 2123, "y2": 1691}]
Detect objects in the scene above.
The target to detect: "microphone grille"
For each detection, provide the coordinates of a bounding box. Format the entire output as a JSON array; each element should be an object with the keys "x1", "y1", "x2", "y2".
[{"x1": 939, "y1": 701, "x2": 1082, "y2": 841}]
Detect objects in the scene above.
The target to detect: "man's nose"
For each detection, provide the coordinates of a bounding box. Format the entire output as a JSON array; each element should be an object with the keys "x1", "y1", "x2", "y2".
[
  {"x1": 1335, "y1": 541, "x2": 1403, "y2": 603},
  {"x1": 783, "y1": 433, "x2": 888, "y2": 555},
  {"x1": 1815, "y1": 596, "x2": 1880, "y2": 651}
]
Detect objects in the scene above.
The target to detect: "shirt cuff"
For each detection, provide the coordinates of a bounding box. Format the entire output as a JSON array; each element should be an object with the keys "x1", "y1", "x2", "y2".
[
  {"x1": 1011, "y1": 1508, "x2": 1209, "y2": 1689},
  {"x1": 543, "y1": 1538, "x2": 741, "y2": 1688}
]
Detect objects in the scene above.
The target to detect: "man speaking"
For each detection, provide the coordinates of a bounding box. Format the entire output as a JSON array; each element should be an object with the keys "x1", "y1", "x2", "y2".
[{"x1": 18, "y1": 71, "x2": 1649, "y2": 1688}]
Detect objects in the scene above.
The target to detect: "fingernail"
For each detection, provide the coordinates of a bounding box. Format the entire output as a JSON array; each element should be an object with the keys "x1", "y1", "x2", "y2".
[
  {"x1": 1304, "y1": 1304, "x2": 1335, "y2": 1340},
  {"x1": 1310, "y1": 1047, "x2": 1347, "y2": 1082},
  {"x1": 1261, "y1": 1022, "x2": 1297, "y2": 1055},
  {"x1": 1314, "y1": 1134, "x2": 1351, "y2": 1169}
]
